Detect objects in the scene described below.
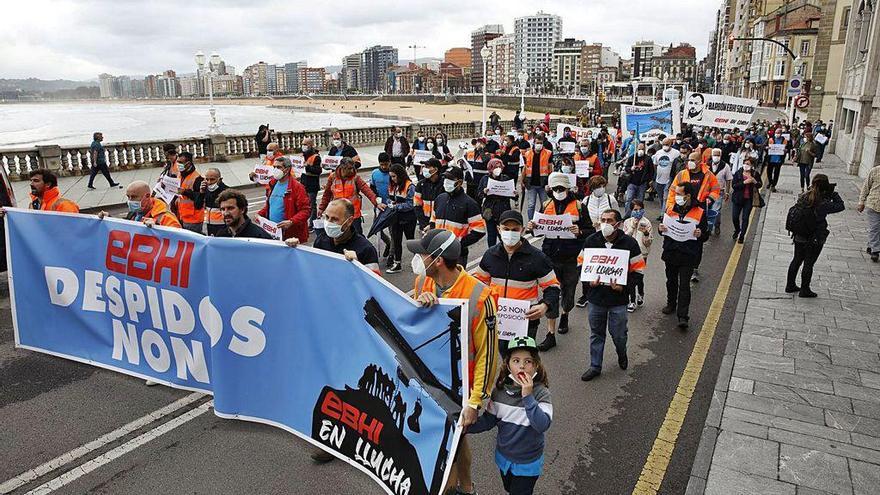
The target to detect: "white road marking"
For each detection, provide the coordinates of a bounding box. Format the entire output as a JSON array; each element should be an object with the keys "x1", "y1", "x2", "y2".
[
  {"x1": 0, "y1": 393, "x2": 204, "y2": 494},
  {"x1": 23, "y1": 401, "x2": 213, "y2": 495}
]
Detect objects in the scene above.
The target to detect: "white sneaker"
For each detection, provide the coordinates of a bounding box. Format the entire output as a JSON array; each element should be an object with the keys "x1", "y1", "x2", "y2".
[
  {"x1": 145, "y1": 380, "x2": 158, "y2": 386},
  {"x1": 627, "y1": 302, "x2": 636, "y2": 313}
]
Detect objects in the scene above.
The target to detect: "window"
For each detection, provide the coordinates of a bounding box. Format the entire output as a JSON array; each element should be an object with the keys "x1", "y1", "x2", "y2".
[
  {"x1": 841, "y1": 6, "x2": 852, "y2": 38},
  {"x1": 773, "y1": 59, "x2": 786, "y2": 78},
  {"x1": 858, "y1": 1, "x2": 874, "y2": 54},
  {"x1": 800, "y1": 40, "x2": 810, "y2": 56}
]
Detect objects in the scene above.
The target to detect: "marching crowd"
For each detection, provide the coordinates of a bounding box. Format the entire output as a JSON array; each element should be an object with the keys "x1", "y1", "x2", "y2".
[{"x1": 7, "y1": 111, "x2": 880, "y2": 495}]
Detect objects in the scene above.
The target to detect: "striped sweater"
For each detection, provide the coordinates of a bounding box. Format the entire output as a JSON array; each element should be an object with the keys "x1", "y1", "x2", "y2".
[{"x1": 468, "y1": 379, "x2": 553, "y2": 464}]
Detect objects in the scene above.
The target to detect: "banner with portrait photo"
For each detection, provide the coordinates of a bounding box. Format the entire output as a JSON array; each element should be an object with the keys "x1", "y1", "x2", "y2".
[{"x1": 682, "y1": 92, "x2": 758, "y2": 130}]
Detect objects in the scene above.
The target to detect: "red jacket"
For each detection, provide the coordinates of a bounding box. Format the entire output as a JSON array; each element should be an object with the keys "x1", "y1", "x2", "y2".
[{"x1": 257, "y1": 177, "x2": 310, "y2": 243}]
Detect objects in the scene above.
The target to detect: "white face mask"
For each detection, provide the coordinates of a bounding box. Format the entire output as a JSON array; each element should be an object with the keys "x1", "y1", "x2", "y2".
[
  {"x1": 411, "y1": 254, "x2": 427, "y2": 275},
  {"x1": 675, "y1": 195, "x2": 687, "y2": 206},
  {"x1": 687, "y1": 161, "x2": 697, "y2": 170},
  {"x1": 272, "y1": 167, "x2": 285, "y2": 180},
  {"x1": 580, "y1": 146, "x2": 589, "y2": 154},
  {"x1": 418, "y1": 136, "x2": 425, "y2": 141},
  {"x1": 600, "y1": 222, "x2": 615, "y2": 238},
  {"x1": 491, "y1": 168, "x2": 502, "y2": 177},
  {"x1": 500, "y1": 230, "x2": 521, "y2": 247},
  {"x1": 712, "y1": 156, "x2": 721, "y2": 163},
  {"x1": 637, "y1": 150, "x2": 645, "y2": 157},
  {"x1": 324, "y1": 220, "x2": 345, "y2": 239},
  {"x1": 553, "y1": 190, "x2": 567, "y2": 201},
  {"x1": 178, "y1": 162, "x2": 187, "y2": 172},
  {"x1": 207, "y1": 183, "x2": 219, "y2": 192},
  {"x1": 592, "y1": 187, "x2": 605, "y2": 197},
  {"x1": 427, "y1": 143, "x2": 435, "y2": 150},
  {"x1": 443, "y1": 178, "x2": 457, "y2": 193},
  {"x1": 436, "y1": 139, "x2": 444, "y2": 144},
  {"x1": 743, "y1": 165, "x2": 752, "y2": 172},
  {"x1": 495, "y1": 130, "x2": 501, "y2": 135},
  {"x1": 534, "y1": 144, "x2": 543, "y2": 151},
  {"x1": 744, "y1": 143, "x2": 752, "y2": 149},
  {"x1": 663, "y1": 145, "x2": 671, "y2": 152},
  {"x1": 422, "y1": 168, "x2": 433, "y2": 178},
  {"x1": 332, "y1": 139, "x2": 342, "y2": 147},
  {"x1": 396, "y1": 133, "x2": 402, "y2": 138},
  {"x1": 561, "y1": 166, "x2": 572, "y2": 174}
]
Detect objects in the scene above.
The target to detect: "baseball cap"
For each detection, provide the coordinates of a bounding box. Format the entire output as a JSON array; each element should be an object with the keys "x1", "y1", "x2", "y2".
[
  {"x1": 508, "y1": 336, "x2": 538, "y2": 351},
  {"x1": 443, "y1": 167, "x2": 464, "y2": 181},
  {"x1": 499, "y1": 210, "x2": 524, "y2": 226},
  {"x1": 548, "y1": 172, "x2": 571, "y2": 189},
  {"x1": 406, "y1": 229, "x2": 461, "y2": 261}
]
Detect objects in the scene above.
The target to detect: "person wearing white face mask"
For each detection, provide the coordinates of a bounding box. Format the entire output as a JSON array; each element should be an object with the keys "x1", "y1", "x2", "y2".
[
  {"x1": 198, "y1": 167, "x2": 229, "y2": 236},
  {"x1": 653, "y1": 138, "x2": 680, "y2": 213},
  {"x1": 623, "y1": 143, "x2": 655, "y2": 218},
  {"x1": 383, "y1": 126, "x2": 410, "y2": 166},
  {"x1": 578, "y1": 175, "x2": 620, "y2": 307},
  {"x1": 428, "y1": 166, "x2": 486, "y2": 265},
  {"x1": 475, "y1": 210, "x2": 559, "y2": 354},
  {"x1": 709, "y1": 148, "x2": 733, "y2": 236},
  {"x1": 298, "y1": 137, "x2": 323, "y2": 231},
  {"x1": 318, "y1": 158, "x2": 385, "y2": 237},
  {"x1": 174, "y1": 151, "x2": 206, "y2": 234},
  {"x1": 580, "y1": 209, "x2": 644, "y2": 382},
  {"x1": 328, "y1": 131, "x2": 361, "y2": 168},
  {"x1": 729, "y1": 157, "x2": 763, "y2": 244},
  {"x1": 257, "y1": 156, "x2": 311, "y2": 243},
  {"x1": 478, "y1": 159, "x2": 514, "y2": 247},
  {"x1": 521, "y1": 136, "x2": 554, "y2": 222},
  {"x1": 414, "y1": 158, "x2": 444, "y2": 230}
]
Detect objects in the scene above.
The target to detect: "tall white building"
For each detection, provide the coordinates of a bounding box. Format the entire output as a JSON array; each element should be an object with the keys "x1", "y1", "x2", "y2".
[
  {"x1": 486, "y1": 34, "x2": 515, "y2": 92},
  {"x1": 98, "y1": 74, "x2": 116, "y2": 98},
  {"x1": 514, "y1": 11, "x2": 563, "y2": 91}
]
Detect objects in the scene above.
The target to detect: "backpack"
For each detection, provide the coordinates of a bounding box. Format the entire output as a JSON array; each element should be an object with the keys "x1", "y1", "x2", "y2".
[{"x1": 785, "y1": 201, "x2": 816, "y2": 237}]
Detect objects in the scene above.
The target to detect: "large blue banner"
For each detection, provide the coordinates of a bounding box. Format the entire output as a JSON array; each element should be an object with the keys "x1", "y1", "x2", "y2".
[
  {"x1": 621, "y1": 101, "x2": 682, "y2": 143},
  {"x1": 5, "y1": 208, "x2": 468, "y2": 495}
]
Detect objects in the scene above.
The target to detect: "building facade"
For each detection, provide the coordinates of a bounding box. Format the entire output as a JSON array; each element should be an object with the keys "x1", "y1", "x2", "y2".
[
  {"x1": 341, "y1": 54, "x2": 362, "y2": 93},
  {"x1": 811, "y1": 0, "x2": 854, "y2": 120},
  {"x1": 361, "y1": 45, "x2": 398, "y2": 93},
  {"x1": 471, "y1": 24, "x2": 504, "y2": 92},
  {"x1": 632, "y1": 41, "x2": 665, "y2": 79},
  {"x1": 514, "y1": 11, "x2": 563, "y2": 92},
  {"x1": 298, "y1": 67, "x2": 326, "y2": 94},
  {"x1": 551, "y1": 38, "x2": 585, "y2": 94},
  {"x1": 651, "y1": 43, "x2": 698, "y2": 87},
  {"x1": 486, "y1": 33, "x2": 515, "y2": 93}
]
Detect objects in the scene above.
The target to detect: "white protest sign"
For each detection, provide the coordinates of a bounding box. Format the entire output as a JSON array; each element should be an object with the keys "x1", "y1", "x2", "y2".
[
  {"x1": 496, "y1": 297, "x2": 531, "y2": 340},
  {"x1": 152, "y1": 174, "x2": 180, "y2": 205},
  {"x1": 662, "y1": 214, "x2": 698, "y2": 242},
  {"x1": 580, "y1": 248, "x2": 629, "y2": 285},
  {"x1": 323, "y1": 155, "x2": 342, "y2": 170},
  {"x1": 487, "y1": 178, "x2": 515, "y2": 197},
  {"x1": 413, "y1": 150, "x2": 434, "y2": 165},
  {"x1": 815, "y1": 133, "x2": 828, "y2": 145},
  {"x1": 253, "y1": 162, "x2": 273, "y2": 185},
  {"x1": 312, "y1": 218, "x2": 325, "y2": 230},
  {"x1": 557, "y1": 141, "x2": 576, "y2": 154},
  {"x1": 768, "y1": 144, "x2": 786, "y2": 156},
  {"x1": 555, "y1": 123, "x2": 618, "y2": 143},
  {"x1": 781, "y1": 133, "x2": 791, "y2": 142},
  {"x1": 575, "y1": 160, "x2": 592, "y2": 178},
  {"x1": 254, "y1": 215, "x2": 283, "y2": 240},
  {"x1": 532, "y1": 212, "x2": 575, "y2": 239},
  {"x1": 290, "y1": 155, "x2": 306, "y2": 178}
]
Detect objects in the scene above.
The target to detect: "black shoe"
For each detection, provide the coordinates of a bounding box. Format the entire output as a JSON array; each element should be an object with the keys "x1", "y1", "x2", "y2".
[
  {"x1": 737, "y1": 237, "x2": 744, "y2": 244},
  {"x1": 385, "y1": 256, "x2": 395, "y2": 268},
  {"x1": 714, "y1": 224, "x2": 720, "y2": 236},
  {"x1": 311, "y1": 450, "x2": 335, "y2": 464},
  {"x1": 868, "y1": 247, "x2": 873, "y2": 254},
  {"x1": 576, "y1": 295, "x2": 588, "y2": 308},
  {"x1": 87, "y1": 185, "x2": 96, "y2": 190},
  {"x1": 537, "y1": 333, "x2": 556, "y2": 352},
  {"x1": 557, "y1": 314, "x2": 569, "y2": 334},
  {"x1": 784, "y1": 284, "x2": 800, "y2": 293},
  {"x1": 581, "y1": 369, "x2": 601, "y2": 381},
  {"x1": 732, "y1": 231, "x2": 740, "y2": 240},
  {"x1": 386, "y1": 262, "x2": 402, "y2": 274},
  {"x1": 872, "y1": 253, "x2": 879, "y2": 263},
  {"x1": 618, "y1": 352, "x2": 628, "y2": 370},
  {"x1": 661, "y1": 305, "x2": 676, "y2": 315},
  {"x1": 771, "y1": 186, "x2": 778, "y2": 193},
  {"x1": 110, "y1": 182, "x2": 121, "y2": 188},
  {"x1": 678, "y1": 317, "x2": 689, "y2": 329},
  {"x1": 799, "y1": 289, "x2": 818, "y2": 298}
]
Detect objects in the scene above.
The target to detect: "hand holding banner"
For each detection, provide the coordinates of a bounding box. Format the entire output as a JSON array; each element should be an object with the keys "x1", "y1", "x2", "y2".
[
  {"x1": 662, "y1": 214, "x2": 698, "y2": 242},
  {"x1": 557, "y1": 141, "x2": 576, "y2": 154},
  {"x1": 254, "y1": 215, "x2": 283, "y2": 239},
  {"x1": 531, "y1": 212, "x2": 575, "y2": 239},
  {"x1": 768, "y1": 144, "x2": 786, "y2": 156},
  {"x1": 253, "y1": 163, "x2": 274, "y2": 185},
  {"x1": 486, "y1": 178, "x2": 515, "y2": 197},
  {"x1": 580, "y1": 248, "x2": 629, "y2": 285},
  {"x1": 496, "y1": 297, "x2": 530, "y2": 340}
]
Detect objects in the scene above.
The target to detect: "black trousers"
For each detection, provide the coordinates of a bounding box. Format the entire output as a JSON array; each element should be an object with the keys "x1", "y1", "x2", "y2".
[
  {"x1": 390, "y1": 220, "x2": 416, "y2": 262},
  {"x1": 787, "y1": 240, "x2": 824, "y2": 290},
  {"x1": 731, "y1": 200, "x2": 753, "y2": 239},
  {"x1": 766, "y1": 162, "x2": 782, "y2": 187},
  {"x1": 665, "y1": 262, "x2": 695, "y2": 320},
  {"x1": 501, "y1": 470, "x2": 539, "y2": 495},
  {"x1": 628, "y1": 271, "x2": 645, "y2": 304},
  {"x1": 88, "y1": 162, "x2": 115, "y2": 187},
  {"x1": 550, "y1": 258, "x2": 580, "y2": 318}
]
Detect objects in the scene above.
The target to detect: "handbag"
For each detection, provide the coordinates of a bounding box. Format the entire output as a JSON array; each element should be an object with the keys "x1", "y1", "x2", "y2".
[{"x1": 752, "y1": 189, "x2": 765, "y2": 208}]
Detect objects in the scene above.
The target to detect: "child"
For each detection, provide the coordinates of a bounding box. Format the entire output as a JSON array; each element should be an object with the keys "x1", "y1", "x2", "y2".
[
  {"x1": 622, "y1": 199, "x2": 653, "y2": 312},
  {"x1": 468, "y1": 337, "x2": 552, "y2": 495}
]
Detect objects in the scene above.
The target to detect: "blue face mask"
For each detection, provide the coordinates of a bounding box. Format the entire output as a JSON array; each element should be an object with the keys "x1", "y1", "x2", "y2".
[
  {"x1": 127, "y1": 200, "x2": 141, "y2": 213},
  {"x1": 631, "y1": 210, "x2": 645, "y2": 219}
]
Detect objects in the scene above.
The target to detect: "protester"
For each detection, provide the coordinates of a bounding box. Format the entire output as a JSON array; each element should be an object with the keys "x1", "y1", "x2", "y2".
[
  {"x1": 577, "y1": 175, "x2": 619, "y2": 307},
  {"x1": 659, "y1": 183, "x2": 709, "y2": 329},
  {"x1": 256, "y1": 124, "x2": 271, "y2": 159},
  {"x1": 623, "y1": 143, "x2": 655, "y2": 217},
  {"x1": 521, "y1": 135, "x2": 553, "y2": 221},
  {"x1": 730, "y1": 158, "x2": 763, "y2": 244},
  {"x1": 652, "y1": 138, "x2": 680, "y2": 211},
  {"x1": 197, "y1": 167, "x2": 229, "y2": 236},
  {"x1": 709, "y1": 148, "x2": 733, "y2": 236},
  {"x1": 298, "y1": 138, "x2": 323, "y2": 231},
  {"x1": 466, "y1": 138, "x2": 492, "y2": 200},
  {"x1": 87, "y1": 132, "x2": 121, "y2": 190},
  {"x1": 765, "y1": 129, "x2": 787, "y2": 192},
  {"x1": 796, "y1": 132, "x2": 820, "y2": 192},
  {"x1": 384, "y1": 126, "x2": 410, "y2": 166},
  {"x1": 486, "y1": 126, "x2": 503, "y2": 154},
  {"x1": 719, "y1": 133, "x2": 739, "y2": 164},
  {"x1": 20, "y1": 170, "x2": 80, "y2": 214},
  {"x1": 385, "y1": 163, "x2": 417, "y2": 273},
  {"x1": 257, "y1": 156, "x2": 310, "y2": 243},
  {"x1": 513, "y1": 110, "x2": 524, "y2": 131},
  {"x1": 785, "y1": 174, "x2": 845, "y2": 297},
  {"x1": 489, "y1": 110, "x2": 501, "y2": 131},
  {"x1": 409, "y1": 129, "x2": 429, "y2": 177},
  {"x1": 414, "y1": 158, "x2": 444, "y2": 229},
  {"x1": 857, "y1": 162, "x2": 880, "y2": 262},
  {"x1": 580, "y1": 209, "x2": 643, "y2": 381},
  {"x1": 319, "y1": 157, "x2": 384, "y2": 236},
  {"x1": 529, "y1": 173, "x2": 591, "y2": 351},
  {"x1": 370, "y1": 152, "x2": 393, "y2": 260},
  {"x1": 621, "y1": 200, "x2": 653, "y2": 312},
  {"x1": 159, "y1": 143, "x2": 179, "y2": 179},
  {"x1": 328, "y1": 131, "x2": 360, "y2": 167},
  {"x1": 730, "y1": 138, "x2": 760, "y2": 175},
  {"x1": 174, "y1": 151, "x2": 205, "y2": 234},
  {"x1": 96, "y1": 180, "x2": 179, "y2": 230},
  {"x1": 475, "y1": 210, "x2": 560, "y2": 353},
  {"x1": 499, "y1": 134, "x2": 523, "y2": 188},
  {"x1": 408, "y1": 229, "x2": 498, "y2": 495},
  {"x1": 214, "y1": 189, "x2": 271, "y2": 239},
  {"x1": 432, "y1": 132, "x2": 453, "y2": 164},
  {"x1": 468, "y1": 336, "x2": 552, "y2": 495},
  {"x1": 478, "y1": 158, "x2": 514, "y2": 247},
  {"x1": 429, "y1": 166, "x2": 485, "y2": 265}
]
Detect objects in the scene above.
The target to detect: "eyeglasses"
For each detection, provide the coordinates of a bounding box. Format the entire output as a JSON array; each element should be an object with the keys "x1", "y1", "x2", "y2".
[{"x1": 551, "y1": 187, "x2": 568, "y2": 193}]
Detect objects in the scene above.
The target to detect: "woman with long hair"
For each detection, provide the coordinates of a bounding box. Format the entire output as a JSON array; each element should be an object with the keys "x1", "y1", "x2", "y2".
[{"x1": 385, "y1": 163, "x2": 416, "y2": 273}]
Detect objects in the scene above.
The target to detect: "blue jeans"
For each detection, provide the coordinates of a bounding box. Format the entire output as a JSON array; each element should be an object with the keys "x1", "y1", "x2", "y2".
[
  {"x1": 798, "y1": 163, "x2": 813, "y2": 190},
  {"x1": 588, "y1": 303, "x2": 628, "y2": 371},
  {"x1": 526, "y1": 185, "x2": 548, "y2": 222},
  {"x1": 624, "y1": 183, "x2": 648, "y2": 217},
  {"x1": 655, "y1": 181, "x2": 670, "y2": 209}
]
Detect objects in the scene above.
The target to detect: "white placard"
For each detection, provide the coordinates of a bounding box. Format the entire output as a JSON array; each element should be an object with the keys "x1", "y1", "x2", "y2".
[
  {"x1": 768, "y1": 144, "x2": 786, "y2": 156},
  {"x1": 313, "y1": 218, "x2": 325, "y2": 230},
  {"x1": 815, "y1": 133, "x2": 828, "y2": 145},
  {"x1": 575, "y1": 160, "x2": 592, "y2": 178},
  {"x1": 413, "y1": 150, "x2": 434, "y2": 165},
  {"x1": 531, "y1": 212, "x2": 575, "y2": 239},
  {"x1": 323, "y1": 155, "x2": 342, "y2": 170},
  {"x1": 580, "y1": 248, "x2": 629, "y2": 285},
  {"x1": 662, "y1": 214, "x2": 699, "y2": 242},
  {"x1": 152, "y1": 174, "x2": 180, "y2": 205},
  {"x1": 253, "y1": 163, "x2": 273, "y2": 185},
  {"x1": 290, "y1": 155, "x2": 306, "y2": 178},
  {"x1": 496, "y1": 297, "x2": 531, "y2": 340},
  {"x1": 557, "y1": 141, "x2": 576, "y2": 154},
  {"x1": 254, "y1": 215, "x2": 283, "y2": 240},
  {"x1": 781, "y1": 133, "x2": 791, "y2": 142},
  {"x1": 487, "y1": 178, "x2": 515, "y2": 197}
]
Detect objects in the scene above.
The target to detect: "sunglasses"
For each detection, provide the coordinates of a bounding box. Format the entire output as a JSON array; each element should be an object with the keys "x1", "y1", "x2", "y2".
[{"x1": 551, "y1": 187, "x2": 568, "y2": 193}]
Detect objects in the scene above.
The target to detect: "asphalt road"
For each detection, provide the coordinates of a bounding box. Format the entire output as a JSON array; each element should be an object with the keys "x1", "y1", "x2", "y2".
[{"x1": 0, "y1": 169, "x2": 759, "y2": 495}]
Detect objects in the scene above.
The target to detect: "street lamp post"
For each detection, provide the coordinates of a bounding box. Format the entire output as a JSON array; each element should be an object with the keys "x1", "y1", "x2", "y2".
[
  {"x1": 631, "y1": 80, "x2": 639, "y2": 106},
  {"x1": 195, "y1": 51, "x2": 220, "y2": 135},
  {"x1": 480, "y1": 45, "x2": 490, "y2": 135},
  {"x1": 518, "y1": 69, "x2": 529, "y2": 115}
]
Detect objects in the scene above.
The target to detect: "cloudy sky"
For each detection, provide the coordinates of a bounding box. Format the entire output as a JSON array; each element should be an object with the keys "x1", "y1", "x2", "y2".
[{"x1": 2, "y1": 0, "x2": 719, "y2": 81}]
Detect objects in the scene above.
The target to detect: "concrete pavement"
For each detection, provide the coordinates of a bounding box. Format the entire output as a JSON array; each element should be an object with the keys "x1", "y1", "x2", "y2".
[{"x1": 688, "y1": 154, "x2": 880, "y2": 495}]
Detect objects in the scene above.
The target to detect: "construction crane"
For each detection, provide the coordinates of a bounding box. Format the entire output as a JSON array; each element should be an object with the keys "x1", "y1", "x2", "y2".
[{"x1": 408, "y1": 44, "x2": 426, "y2": 66}]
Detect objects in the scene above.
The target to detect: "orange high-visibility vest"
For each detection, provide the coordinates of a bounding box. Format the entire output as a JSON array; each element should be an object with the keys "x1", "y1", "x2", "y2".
[
  {"x1": 176, "y1": 170, "x2": 204, "y2": 224},
  {"x1": 543, "y1": 197, "x2": 584, "y2": 265},
  {"x1": 30, "y1": 187, "x2": 79, "y2": 213},
  {"x1": 331, "y1": 176, "x2": 362, "y2": 218}
]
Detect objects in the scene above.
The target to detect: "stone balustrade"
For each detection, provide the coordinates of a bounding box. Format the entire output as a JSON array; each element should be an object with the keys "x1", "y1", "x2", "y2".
[{"x1": 0, "y1": 118, "x2": 570, "y2": 181}]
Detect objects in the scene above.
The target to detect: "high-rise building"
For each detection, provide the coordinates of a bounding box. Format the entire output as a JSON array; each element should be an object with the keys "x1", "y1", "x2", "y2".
[
  {"x1": 179, "y1": 75, "x2": 200, "y2": 97},
  {"x1": 471, "y1": 24, "x2": 504, "y2": 91},
  {"x1": 130, "y1": 78, "x2": 146, "y2": 99},
  {"x1": 144, "y1": 75, "x2": 158, "y2": 98},
  {"x1": 266, "y1": 64, "x2": 278, "y2": 94},
  {"x1": 486, "y1": 33, "x2": 515, "y2": 92},
  {"x1": 551, "y1": 38, "x2": 585, "y2": 94},
  {"x1": 514, "y1": 11, "x2": 563, "y2": 92},
  {"x1": 275, "y1": 66, "x2": 287, "y2": 94},
  {"x1": 341, "y1": 53, "x2": 362, "y2": 92},
  {"x1": 361, "y1": 45, "x2": 398, "y2": 93},
  {"x1": 298, "y1": 67, "x2": 326, "y2": 94},
  {"x1": 243, "y1": 62, "x2": 270, "y2": 96},
  {"x1": 98, "y1": 73, "x2": 116, "y2": 98},
  {"x1": 632, "y1": 40, "x2": 665, "y2": 79},
  {"x1": 580, "y1": 44, "x2": 620, "y2": 93},
  {"x1": 157, "y1": 70, "x2": 180, "y2": 98},
  {"x1": 651, "y1": 43, "x2": 697, "y2": 86}
]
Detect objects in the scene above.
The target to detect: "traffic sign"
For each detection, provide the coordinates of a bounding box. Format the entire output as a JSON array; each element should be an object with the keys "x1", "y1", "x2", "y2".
[
  {"x1": 794, "y1": 94, "x2": 810, "y2": 109},
  {"x1": 787, "y1": 75, "x2": 804, "y2": 97}
]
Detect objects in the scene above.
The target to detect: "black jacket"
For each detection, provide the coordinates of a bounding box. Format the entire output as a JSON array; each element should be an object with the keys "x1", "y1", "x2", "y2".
[
  {"x1": 583, "y1": 230, "x2": 642, "y2": 307},
  {"x1": 624, "y1": 155, "x2": 655, "y2": 186},
  {"x1": 384, "y1": 136, "x2": 410, "y2": 159},
  {"x1": 216, "y1": 217, "x2": 273, "y2": 239},
  {"x1": 793, "y1": 191, "x2": 845, "y2": 244},
  {"x1": 299, "y1": 150, "x2": 323, "y2": 193},
  {"x1": 195, "y1": 181, "x2": 229, "y2": 209},
  {"x1": 730, "y1": 169, "x2": 762, "y2": 205},
  {"x1": 661, "y1": 204, "x2": 710, "y2": 266},
  {"x1": 431, "y1": 187, "x2": 485, "y2": 248},
  {"x1": 478, "y1": 174, "x2": 513, "y2": 221},
  {"x1": 476, "y1": 241, "x2": 560, "y2": 316},
  {"x1": 538, "y1": 195, "x2": 591, "y2": 261}
]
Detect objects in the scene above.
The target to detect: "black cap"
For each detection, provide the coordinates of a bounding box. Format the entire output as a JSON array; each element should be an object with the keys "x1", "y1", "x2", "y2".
[
  {"x1": 406, "y1": 229, "x2": 461, "y2": 261},
  {"x1": 498, "y1": 210, "x2": 524, "y2": 226},
  {"x1": 443, "y1": 167, "x2": 464, "y2": 181}
]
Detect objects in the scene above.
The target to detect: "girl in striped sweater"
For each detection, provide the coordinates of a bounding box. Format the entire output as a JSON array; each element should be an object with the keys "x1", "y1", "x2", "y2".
[{"x1": 468, "y1": 336, "x2": 553, "y2": 495}]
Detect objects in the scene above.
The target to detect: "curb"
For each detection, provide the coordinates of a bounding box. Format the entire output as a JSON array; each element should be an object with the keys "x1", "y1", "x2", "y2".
[{"x1": 683, "y1": 189, "x2": 772, "y2": 495}]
